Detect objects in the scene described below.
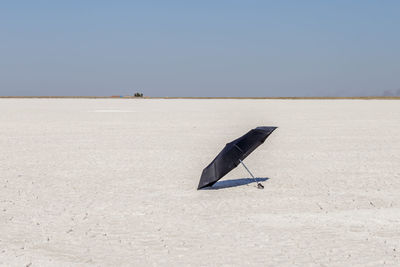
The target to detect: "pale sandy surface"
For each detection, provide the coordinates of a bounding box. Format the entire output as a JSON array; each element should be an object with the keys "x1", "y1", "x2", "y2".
[{"x1": 1, "y1": 99, "x2": 399, "y2": 266}]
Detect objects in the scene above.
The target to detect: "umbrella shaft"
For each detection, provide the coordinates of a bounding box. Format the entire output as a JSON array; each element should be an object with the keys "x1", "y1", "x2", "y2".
[{"x1": 239, "y1": 159, "x2": 256, "y2": 180}]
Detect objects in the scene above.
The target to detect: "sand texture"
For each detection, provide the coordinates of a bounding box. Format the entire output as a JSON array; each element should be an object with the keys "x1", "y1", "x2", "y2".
[{"x1": 1, "y1": 99, "x2": 399, "y2": 266}]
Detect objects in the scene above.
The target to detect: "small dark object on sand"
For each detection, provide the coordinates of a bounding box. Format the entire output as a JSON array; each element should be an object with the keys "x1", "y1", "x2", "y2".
[{"x1": 257, "y1": 183, "x2": 264, "y2": 189}]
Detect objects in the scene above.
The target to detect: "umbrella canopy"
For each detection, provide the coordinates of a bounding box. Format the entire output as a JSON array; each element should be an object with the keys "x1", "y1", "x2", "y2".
[{"x1": 197, "y1": 126, "x2": 277, "y2": 189}]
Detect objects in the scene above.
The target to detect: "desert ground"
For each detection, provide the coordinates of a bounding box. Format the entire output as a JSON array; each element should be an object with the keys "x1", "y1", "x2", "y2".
[{"x1": 0, "y1": 99, "x2": 399, "y2": 266}]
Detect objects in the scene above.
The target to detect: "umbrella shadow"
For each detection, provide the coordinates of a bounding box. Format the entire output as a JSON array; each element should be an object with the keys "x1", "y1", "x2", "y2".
[{"x1": 204, "y1": 177, "x2": 269, "y2": 190}]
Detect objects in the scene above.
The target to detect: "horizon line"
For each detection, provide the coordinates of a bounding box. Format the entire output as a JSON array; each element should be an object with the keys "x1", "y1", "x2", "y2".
[{"x1": 1, "y1": 96, "x2": 400, "y2": 100}]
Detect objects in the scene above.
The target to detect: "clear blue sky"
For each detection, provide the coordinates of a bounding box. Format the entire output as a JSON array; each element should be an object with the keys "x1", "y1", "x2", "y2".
[{"x1": 1, "y1": 1, "x2": 399, "y2": 97}]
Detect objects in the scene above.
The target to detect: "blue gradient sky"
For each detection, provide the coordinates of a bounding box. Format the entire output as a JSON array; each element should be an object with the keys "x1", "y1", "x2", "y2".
[{"x1": 1, "y1": 1, "x2": 399, "y2": 97}]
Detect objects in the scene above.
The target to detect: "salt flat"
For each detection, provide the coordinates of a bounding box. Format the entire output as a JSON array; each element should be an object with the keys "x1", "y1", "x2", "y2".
[{"x1": 0, "y1": 99, "x2": 399, "y2": 266}]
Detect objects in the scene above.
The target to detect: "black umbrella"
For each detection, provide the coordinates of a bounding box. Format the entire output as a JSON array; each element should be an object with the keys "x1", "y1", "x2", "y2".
[{"x1": 197, "y1": 126, "x2": 277, "y2": 190}]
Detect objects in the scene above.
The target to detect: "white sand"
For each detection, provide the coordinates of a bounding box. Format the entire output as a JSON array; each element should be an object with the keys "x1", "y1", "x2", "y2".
[{"x1": 1, "y1": 99, "x2": 399, "y2": 266}]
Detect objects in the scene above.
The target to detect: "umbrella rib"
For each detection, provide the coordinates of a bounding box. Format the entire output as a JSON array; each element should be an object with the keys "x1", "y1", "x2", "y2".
[{"x1": 234, "y1": 144, "x2": 244, "y2": 153}]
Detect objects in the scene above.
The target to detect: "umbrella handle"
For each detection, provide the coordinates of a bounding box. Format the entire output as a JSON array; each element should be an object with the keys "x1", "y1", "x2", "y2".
[{"x1": 239, "y1": 159, "x2": 263, "y2": 189}]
